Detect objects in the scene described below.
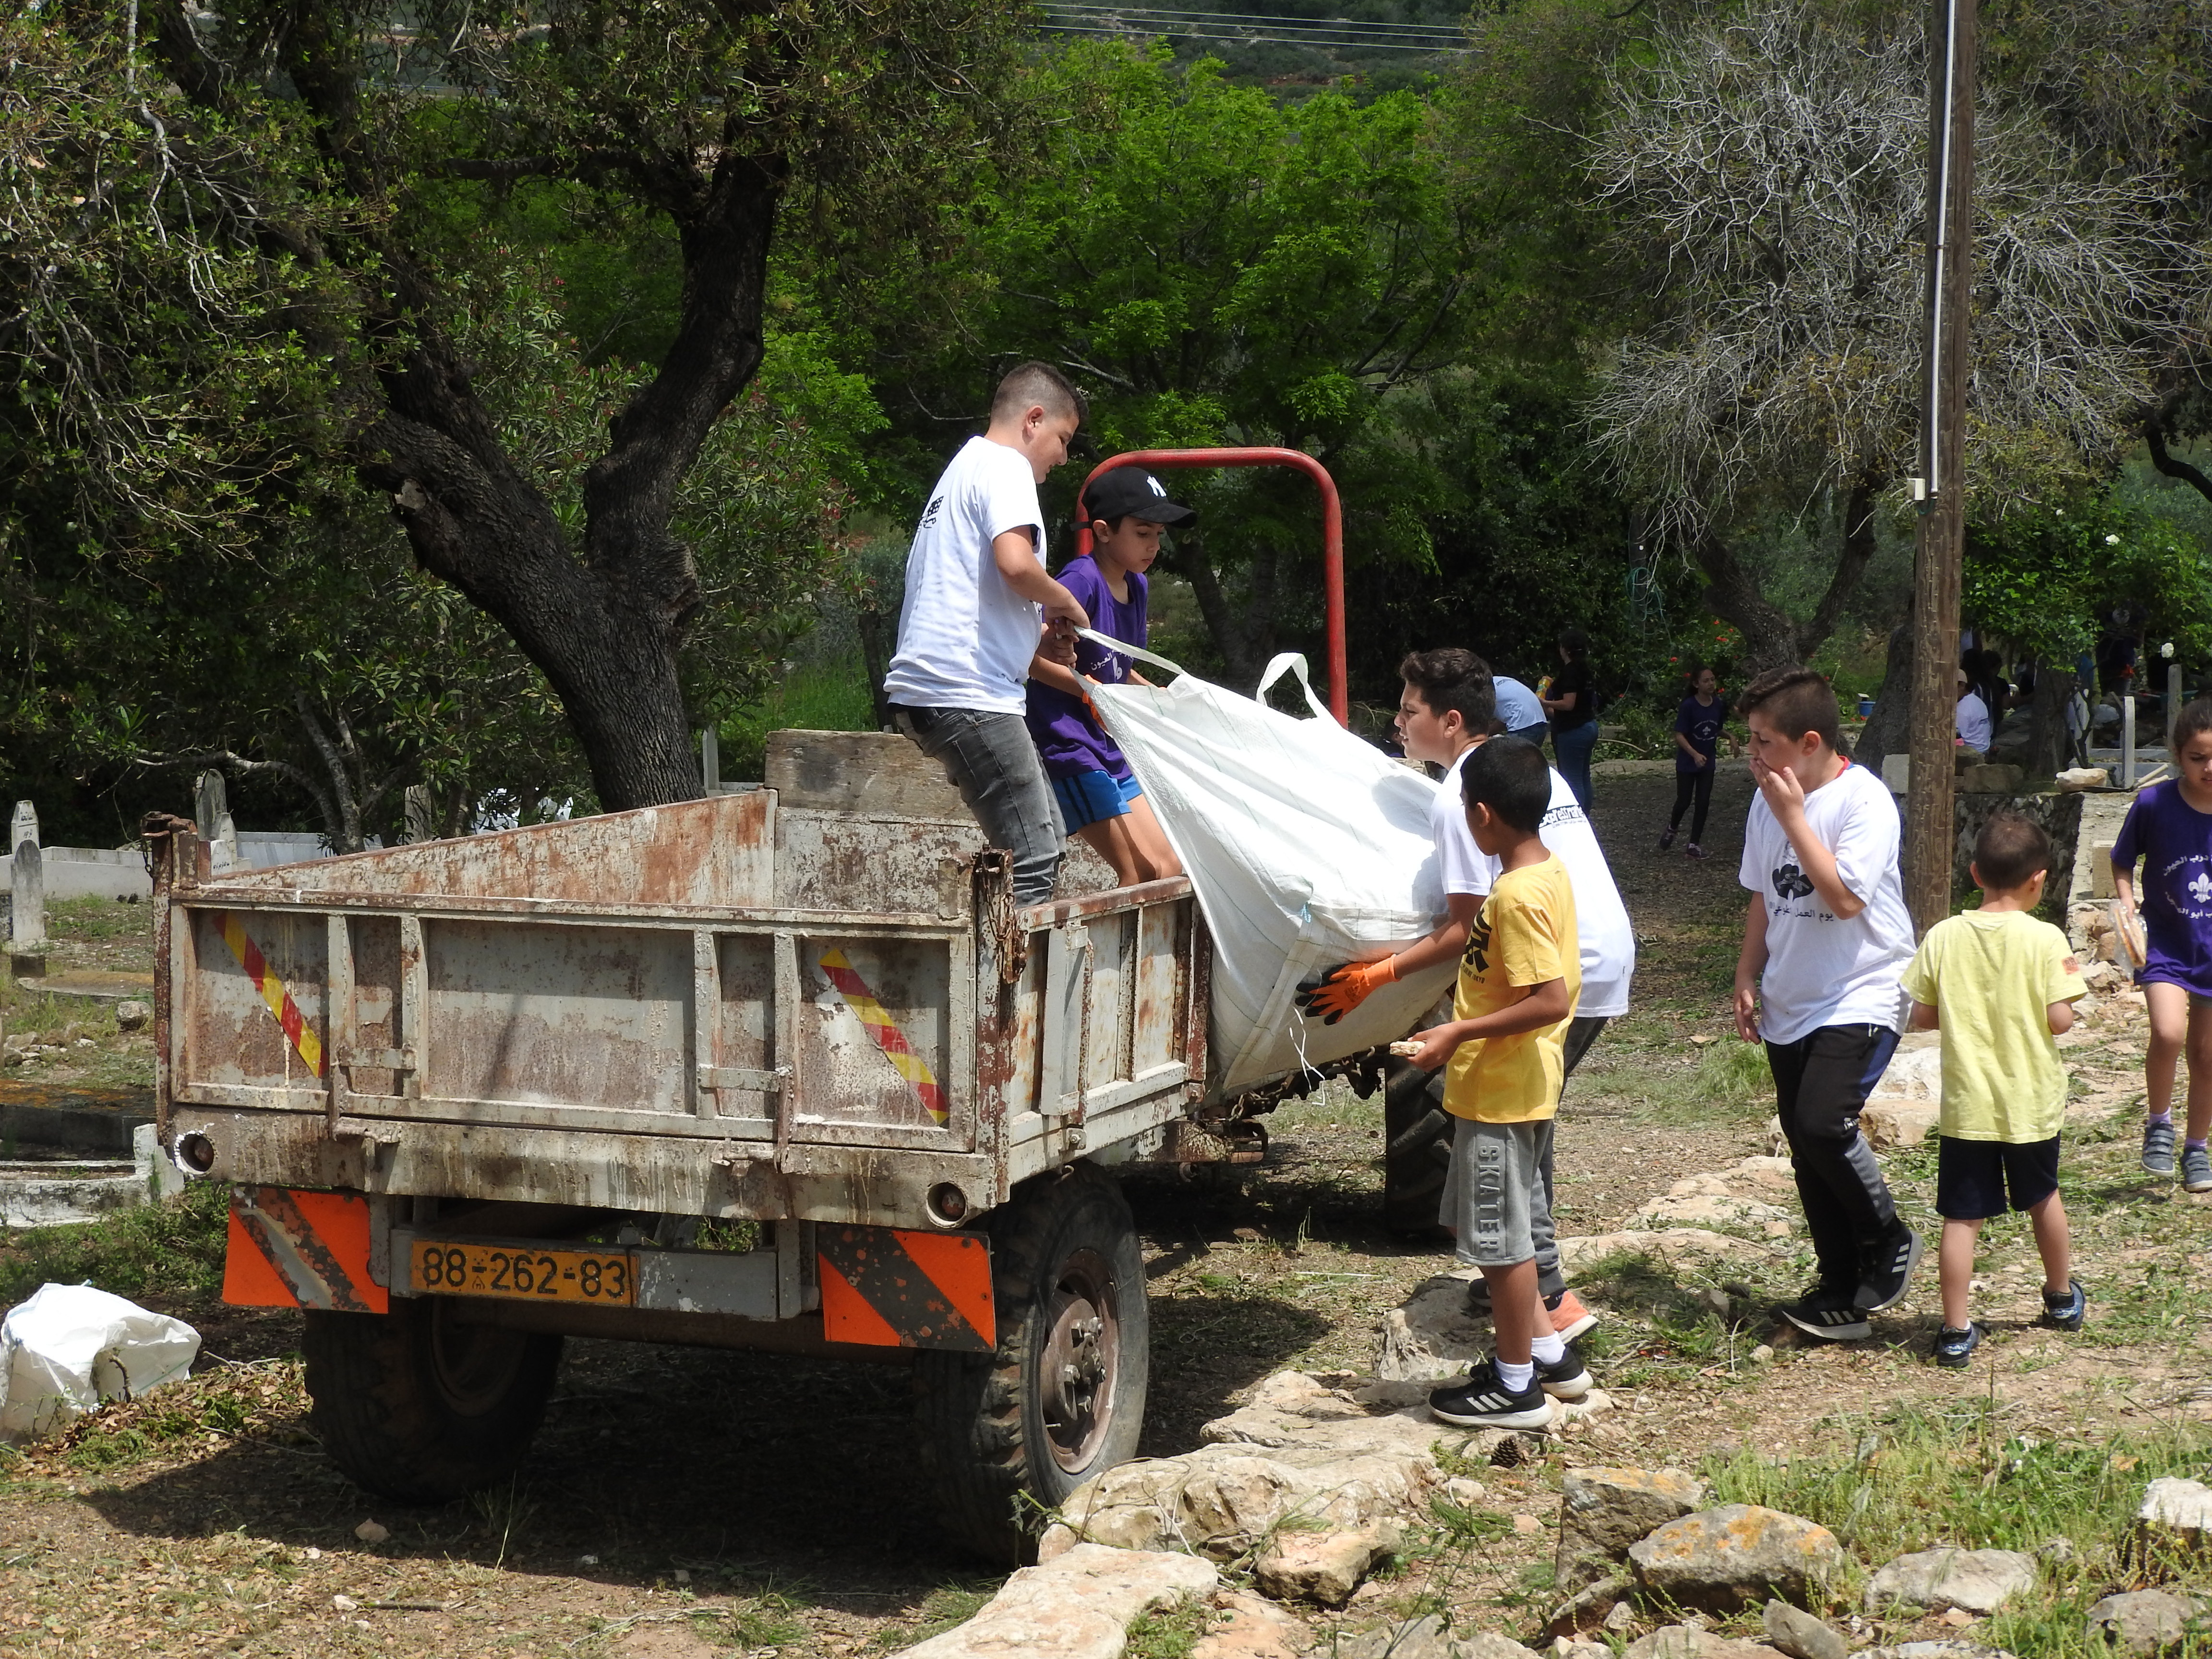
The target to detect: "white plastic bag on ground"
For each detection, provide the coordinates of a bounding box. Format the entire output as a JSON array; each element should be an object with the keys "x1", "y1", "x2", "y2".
[
  {"x1": 1087, "y1": 638, "x2": 1456, "y2": 1094},
  {"x1": 0, "y1": 1283, "x2": 201, "y2": 1441}
]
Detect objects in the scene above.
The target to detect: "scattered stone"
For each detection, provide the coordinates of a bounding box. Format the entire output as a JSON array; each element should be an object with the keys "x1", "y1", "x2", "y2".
[
  {"x1": 1191, "y1": 1589, "x2": 1310, "y2": 1659},
  {"x1": 353, "y1": 1519, "x2": 389, "y2": 1545},
  {"x1": 1544, "y1": 1576, "x2": 1633, "y2": 1637},
  {"x1": 1513, "y1": 1513, "x2": 1544, "y2": 1536},
  {"x1": 1554, "y1": 1466, "x2": 1706, "y2": 1595},
  {"x1": 1750, "y1": 1345, "x2": 1775, "y2": 1364},
  {"x1": 2056, "y1": 767, "x2": 2109, "y2": 793},
  {"x1": 2034, "y1": 1537, "x2": 2075, "y2": 1563},
  {"x1": 899, "y1": 1542, "x2": 1217, "y2": 1659},
  {"x1": 1764, "y1": 1599, "x2": 1849, "y2": 1659},
  {"x1": 1553, "y1": 1641, "x2": 1609, "y2": 1659},
  {"x1": 2083, "y1": 1589, "x2": 2206, "y2": 1657},
  {"x1": 2137, "y1": 1477, "x2": 2212, "y2": 1560},
  {"x1": 1604, "y1": 1600, "x2": 1636, "y2": 1634},
  {"x1": 1864, "y1": 1548, "x2": 2036, "y2": 1615},
  {"x1": 1861, "y1": 1101, "x2": 1941, "y2": 1151},
  {"x1": 1253, "y1": 1521, "x2": 1400, "y2": 1606},
  {"x1": 1847, "y1": 1645, "x2": 2020, "y2": 1659},
  {"x1": 114, "y1": 1000, "x2": 150, "y2": 1032},
  {"x1": 1337, "y1": 1614, "x2": 1544, "y2": 1659},
  {"x1": 1624, "y1": 1625, "x2": 1772, "y2": 1659},
  {"x1": 1444, "y1": 1477, "x2": 1487, "y2": 1505},
  {"x1": 1627, "y1": 1504, "x2": 1843, "y2": 1612},
  {"x1": 1938, "y1": 1609, "x2": 1976, "y2": 1629},
  {"x1": 330, "y1": 1594, "x2": 359, "y2": 1613}
]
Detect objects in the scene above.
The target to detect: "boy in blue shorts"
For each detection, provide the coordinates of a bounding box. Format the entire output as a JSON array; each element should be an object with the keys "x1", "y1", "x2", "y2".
[{"x1": 1023, "y1": 469, "x2": 1189, "y2": 886}]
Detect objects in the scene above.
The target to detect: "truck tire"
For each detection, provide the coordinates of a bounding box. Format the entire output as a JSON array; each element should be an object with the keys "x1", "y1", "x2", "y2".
[
  {"x1": 1382, "y1": 1057, "x2": 1453, "y2": 1238},
  {"x1": 301, "y1": 1298, "x2": 563, "y2": 1503},
  {"x1": 914, "y1": 1164, "x2": 1150, "y2": 1565}
]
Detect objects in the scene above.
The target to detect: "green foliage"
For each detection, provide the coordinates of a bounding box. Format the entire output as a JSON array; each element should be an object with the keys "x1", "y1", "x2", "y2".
[
  {"x1": 1122, "y1": 1594, "x2": 1217, "y2": 1659},
  {"x1": 1966, "y1": 497, "x2": 2212, "y2": 662},
  {"x1": 0, "y1": 1180, "x2": 230, "y2": 1310}
]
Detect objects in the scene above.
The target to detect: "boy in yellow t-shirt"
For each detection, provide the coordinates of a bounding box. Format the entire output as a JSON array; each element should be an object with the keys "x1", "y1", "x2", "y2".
[
  {"x1": 1404, "y1": 739, "x2": 1582, "y2": 1429},
  {"x1": 1901, "y1": 812, "x2": 2089, "y2": 1369}
]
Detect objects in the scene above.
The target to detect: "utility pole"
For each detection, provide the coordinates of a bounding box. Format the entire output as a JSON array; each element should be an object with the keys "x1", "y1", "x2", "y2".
[{"x1": 1904, "y1": 0, "x2": 1976, "y2": 935}]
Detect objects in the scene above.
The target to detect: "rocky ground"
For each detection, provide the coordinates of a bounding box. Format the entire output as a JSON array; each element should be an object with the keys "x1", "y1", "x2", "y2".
[{"x1": 2, "y1": 771, "x2": 2210, "y2": 1659}]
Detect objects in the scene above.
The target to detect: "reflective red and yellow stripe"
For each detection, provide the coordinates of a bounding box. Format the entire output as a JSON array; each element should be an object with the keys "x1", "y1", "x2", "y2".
[
  {"x1": 218, "y1": 912, "x2": 324, "y2": 1077},
  {"x1": 817, "y1": 948, "x2": 945, "y2": 1124}
]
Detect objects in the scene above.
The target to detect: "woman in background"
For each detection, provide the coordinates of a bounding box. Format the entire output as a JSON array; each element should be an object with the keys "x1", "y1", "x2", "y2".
[{"x1": 1543, "y1": 629, "x2": 1599, "y2": 810}]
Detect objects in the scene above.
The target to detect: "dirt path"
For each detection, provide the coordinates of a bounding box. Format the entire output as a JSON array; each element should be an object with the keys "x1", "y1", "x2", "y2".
[{"x1": 2, "y1": 772, "x2": 2206, "y2": 1657}]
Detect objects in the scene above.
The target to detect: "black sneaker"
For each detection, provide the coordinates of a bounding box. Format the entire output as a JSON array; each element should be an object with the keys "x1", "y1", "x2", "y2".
[
  {"x1": 1779, "y1": 1285, "x2": 1871, "y2": 1342},
  {"x1": 2041, "y1": 1278, "x2": 2087, "y2": 1331},
  {"x1": 1429, "y1": 1359, "x2": 1555, "y2": 1429},
  {"x1": 1536, "y1": 1342, "x2": 1591, "y2": 1400},
  {"x1": 1855, "y1": 1225, "x2": 1924, "y2": 1312},
  {"x1": 1932, "y1": 1322, "x2": 1984, "y2": 1368},
  {"x1": 1658, "y1": 826, "x2": 1677, "y2": 851}
]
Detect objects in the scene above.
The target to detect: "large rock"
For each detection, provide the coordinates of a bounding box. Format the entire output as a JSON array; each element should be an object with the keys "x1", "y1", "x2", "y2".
[
  {"x1": 1864, "y1": 1548, "x2": 2036, "y2": 1615},
  {"x1": 1556, "y1": 1467, "x2": 1706, "y2": 1593},
  {"x1": 1253, "y1": 1522, "x2": 1400, "y2": 1606},
  {"x1": 1556, "y1": 1229, "x2": 1771, "y2": 1274},
  {"x1": 1861, "y1": 1101, "x2": 1941, "y2": 1151},
  {"x1": 1191, "y1": 1589, "x2": 1310, "y2": 1659},
  {"x1": 1036, "y1": 1371, "x2": 1487, "y2": 1562},
  {"x1": 1627, "y1": 1504, "x2": 1843, "y2": 1612},
  {"x1": 1869, "y1": 1044, "x2": 1942, "y2": 1101},
  {"x1": 1764, "y1": 1599, "x2": 1849, "y2": 1659},
  {"x1": 1633, "y1": 1192, "x2": 1794, "y2": 1233},
  {"x1": 898, "y1": 1542, "x2": 1217, "y2": 1659},
  {"x1": 1625, "y1": 1628, "x2": 1773, "y2": 1659},
  {"x1": 2084, "y1": 1589, "x2": 2207, "y2": 1656},
  {"x1": 2137, "y1": 1478, "x2": 2212, "y2": 1560},
  {"x1": 1336, "y1": 1616, "x2": 1541, "y2": 1659}
]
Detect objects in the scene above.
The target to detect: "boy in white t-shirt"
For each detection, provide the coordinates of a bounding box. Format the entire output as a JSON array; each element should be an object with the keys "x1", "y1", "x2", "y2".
[
  {"x1": 1732, "y1": 668, "x2": 1919, "y2": 1341},
  {"x1": 1299, "y1": 648, "x2": 1636, "y2": 1340},
  {"x1": 884, "y1": 363, "x2": 1091, "y2": 905}
]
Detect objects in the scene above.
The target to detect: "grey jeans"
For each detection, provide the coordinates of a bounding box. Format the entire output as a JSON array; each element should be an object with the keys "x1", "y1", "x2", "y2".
[{"x1": 892, "y1": 706, "x2": 1065, "y2": 906}]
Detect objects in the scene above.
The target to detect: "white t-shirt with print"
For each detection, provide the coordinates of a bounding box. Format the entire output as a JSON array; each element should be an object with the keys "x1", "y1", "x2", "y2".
[
  {"x1": 1439, "y1": 750, "x2": 1636, "y2": 1018},
  {"x1": 884, "y1": 437, "x2": 1047, "y2": 713},
  {"x1": 1738, "y1": 759, "x2": 1914, "y2": 1043}
]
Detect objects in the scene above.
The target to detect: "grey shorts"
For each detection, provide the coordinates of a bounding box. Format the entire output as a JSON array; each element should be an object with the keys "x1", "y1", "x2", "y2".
[{"x1": 1442, "y1": 1116, "x2": 1555, "y2": 1269}]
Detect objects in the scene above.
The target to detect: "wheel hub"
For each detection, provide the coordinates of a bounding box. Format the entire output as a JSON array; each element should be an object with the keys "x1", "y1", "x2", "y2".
[{"x1": 1039, "y1": 1249, "x2": 1119, "y2": 1473}]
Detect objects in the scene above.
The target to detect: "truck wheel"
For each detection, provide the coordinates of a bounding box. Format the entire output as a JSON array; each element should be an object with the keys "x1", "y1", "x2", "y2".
[
  {"x1": 301, "y1": 1298, "x2": 563, "y2": 1503},
  {"x1": 914, "y1": 1164, "x2": 1150, "y2": 1565},
  {"x1": 1382, "y1": 1057, "x2": 1454, "y2": 1238}
]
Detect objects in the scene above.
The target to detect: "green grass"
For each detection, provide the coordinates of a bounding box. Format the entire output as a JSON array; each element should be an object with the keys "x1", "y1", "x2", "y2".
[
  {"x1": 1123, "y1": 1593, "x2": 1216, "y2": 1659},
  {"x1": 41, "y1": 894, "x2": 153, "y2": 942},
  {"x1": 875, "y1": 1584, "x2": 999, "y2": 1651},
  {"x1": 1704, "y1": 1409, "x2": 2212, "y2": 1654},
  {"x1": 0, "y1": 1177, "x2": 228, "y2": 1307},
  {"x1": 720, "y1": 653, "x2": 879, "y2": 780},
  {"x1": 1611, "y1": 1039, "x2": 1775, "y2": 1127}
]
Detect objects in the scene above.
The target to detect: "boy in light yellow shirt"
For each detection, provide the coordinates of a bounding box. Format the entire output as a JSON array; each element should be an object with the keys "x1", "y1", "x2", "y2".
[
  {"x1": 1403, "y1": 739, "x2": 1583, "y2": 1428},
  {"x1": 1901, "y1": 812, "x2": 2089, "y2": 1368}
]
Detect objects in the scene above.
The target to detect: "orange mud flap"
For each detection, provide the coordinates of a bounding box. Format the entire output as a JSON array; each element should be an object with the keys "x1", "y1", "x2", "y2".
[
  {"x1": 817, "y1": 1227, "x2": 995, "y2": 1353},
  {"x1": 223, "y1": 1186, "x2": 388, "y2": 1314}
]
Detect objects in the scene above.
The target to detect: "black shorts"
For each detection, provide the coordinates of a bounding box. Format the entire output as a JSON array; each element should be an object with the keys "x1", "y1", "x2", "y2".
[{"x1": 1936, "y1": 1134, "x2": 2061, "y2": 1221}]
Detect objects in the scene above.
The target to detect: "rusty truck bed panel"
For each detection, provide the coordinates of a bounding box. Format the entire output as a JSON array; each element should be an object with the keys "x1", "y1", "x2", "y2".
[{"x1": 156, "y1": 768, "x2": 1211, "y2": 1230}]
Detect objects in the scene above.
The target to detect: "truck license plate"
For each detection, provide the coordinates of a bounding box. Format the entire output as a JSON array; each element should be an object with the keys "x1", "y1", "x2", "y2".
[{"x1": 410, "y1": 1241, "x2": 636, "y2": 1305}]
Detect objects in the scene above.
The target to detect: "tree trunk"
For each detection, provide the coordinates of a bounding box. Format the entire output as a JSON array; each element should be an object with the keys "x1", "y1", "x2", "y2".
[
  {"x1": 1853, "y1": 623, "x2": 1913, "y2": 772},
  {"x1": 2027, "y1": 657, "x2": 2073, "y2": 779},
  {"x1": 1170, "y1": 535, "x2": 1282, "y2": 690},
  {"x1": 1695, "y1": 479, "x2": 1887, "y2": 678}
]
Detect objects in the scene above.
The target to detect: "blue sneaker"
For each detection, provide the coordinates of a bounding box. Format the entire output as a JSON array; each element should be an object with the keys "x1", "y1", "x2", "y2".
[
  {"x1": 2144, "y1": 1119, "x2": 2178, "y2": 1176},
  {"x1": 2040, "y1": 1279, "x2": 2086, "y2": 1331},
  {"x1": 1932, "y1": 1322, "x2": 1984, "y2": 1368},
  {"x1": 2185, "y1": 1144, "x2": 2212, "y2": 1193}
]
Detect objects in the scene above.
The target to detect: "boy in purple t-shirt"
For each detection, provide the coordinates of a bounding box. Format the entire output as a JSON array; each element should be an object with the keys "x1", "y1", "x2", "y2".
[
  {"x1": 2111, "y1": 697, "x2": 2212, "y2": 1191},
  {"x1": 1024, "y1": 469, "x2": 1189, "y2": 886}
]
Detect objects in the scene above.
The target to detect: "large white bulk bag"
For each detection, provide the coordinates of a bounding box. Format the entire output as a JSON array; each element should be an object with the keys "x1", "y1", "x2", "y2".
[
  {"x1": 0, "y1": 1283, "x2": 201, "y2": 1441},
  {"x1": 1085, "y1": 638, "x2": 1455, "y2": 1095}
]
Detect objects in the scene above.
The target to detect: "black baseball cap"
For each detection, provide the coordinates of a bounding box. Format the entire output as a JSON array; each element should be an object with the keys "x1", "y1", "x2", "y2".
[{"x1": 1081, "y1": 469, "x2": 1197, "y2": 528}]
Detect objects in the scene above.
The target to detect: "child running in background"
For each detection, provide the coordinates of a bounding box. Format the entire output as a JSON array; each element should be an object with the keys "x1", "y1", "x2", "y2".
[
  {"x1": 2111, "y1": 697, "x2": 2212, "y2": 1192},
  {"x1": 1022, "y1": 469, "x2": 1190, "y2": 887},
  {"x1": 1403, "y1": 739, "x2": 1586, "y2": 1429},
  {"x1": 1659, "y1": 661, "x2": 1732, "y2": 859},
  {"x1": 1903, "y1": 813, "x2": 2089, "y2": 1366},
  {"x1": 1733, "y1": 668, "x2": 1920, "y2": 1340}
]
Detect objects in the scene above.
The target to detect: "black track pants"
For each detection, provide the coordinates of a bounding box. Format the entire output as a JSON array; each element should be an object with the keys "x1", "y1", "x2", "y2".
[
  {"x1": 1669, "y1": 765, "x2": 1716, "y2": 843},
  {"x1": 1764, "y1": 1023, "x2": 1903, "y2": 1286}
]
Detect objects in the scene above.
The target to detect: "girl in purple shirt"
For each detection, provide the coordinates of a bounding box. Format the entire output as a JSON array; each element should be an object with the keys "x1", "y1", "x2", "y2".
[
  {"x1": 2112, "y1": 697, "x2": 2212, "y2": 1190},
  {"x1": 1023, "y1": 470, "x2": 1189, "y2": 886}
]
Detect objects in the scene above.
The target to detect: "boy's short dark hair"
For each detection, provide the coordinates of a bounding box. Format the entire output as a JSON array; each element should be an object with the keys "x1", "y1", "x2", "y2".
[
  {"x1": 992, "y1": 361, "x2": 1086, "y2": 425},
  {"x1": 1460, "y1": 737, "x2": 1551, "y2": 833},
  {"x1": 1739, "y1": 667, "x2": 1841, "y2": 750},
  {"x1": 1973, "y1": 812, "x2": 2052, "y2": 890},
  {"x1": 1399, "y1": 648, "x2": 1500, "y2": 735}
]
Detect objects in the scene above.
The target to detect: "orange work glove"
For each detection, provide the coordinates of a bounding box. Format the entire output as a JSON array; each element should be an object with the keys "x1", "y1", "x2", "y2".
[{"x1": 1294, "y1": 956, "x2": 1398, "y2": 1025}]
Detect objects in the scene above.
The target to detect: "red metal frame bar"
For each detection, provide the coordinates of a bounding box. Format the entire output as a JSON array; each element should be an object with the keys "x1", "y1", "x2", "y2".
[{"x1": 1073, "y1": 447, "x2": 1347, "y2": 726}]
